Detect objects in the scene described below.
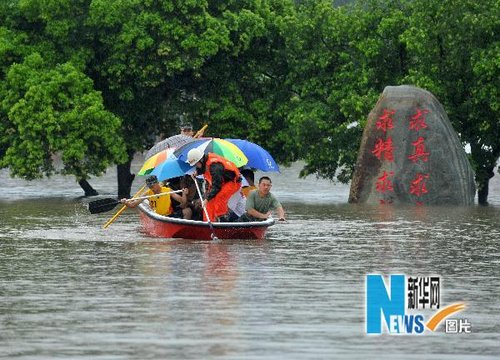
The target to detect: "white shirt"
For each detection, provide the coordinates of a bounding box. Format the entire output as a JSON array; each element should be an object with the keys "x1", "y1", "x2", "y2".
[{"x1": 228, "y1": 176, "x2": 247, "y2": 216}]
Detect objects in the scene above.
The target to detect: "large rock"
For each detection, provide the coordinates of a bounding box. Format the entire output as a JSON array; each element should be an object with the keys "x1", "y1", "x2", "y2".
[{"x1": 349, "y1": 85, "x2": 475, "y2": 205}]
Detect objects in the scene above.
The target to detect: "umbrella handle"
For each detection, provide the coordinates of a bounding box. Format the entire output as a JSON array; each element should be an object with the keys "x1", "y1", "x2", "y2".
[
  {"x1": 103, "y1": 185, "x2": 147, "y2": 229},
  {"x1": 192, "y1": 174, "x2": 218, "y2": 241}
]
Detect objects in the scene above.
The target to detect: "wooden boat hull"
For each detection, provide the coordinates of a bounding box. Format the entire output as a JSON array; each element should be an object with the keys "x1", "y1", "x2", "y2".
[{"x1": 138, "y1": 203, "x2": 274, "y2": 240}]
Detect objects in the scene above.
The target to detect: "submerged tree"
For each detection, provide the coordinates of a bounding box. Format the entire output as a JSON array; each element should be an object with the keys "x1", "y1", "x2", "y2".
[
  {"x1": 0, "y1": 53, "x2": 126, "y2": 188},
  {"x1": 0, "y1": 0, "x2": 127, "y2": 195}
]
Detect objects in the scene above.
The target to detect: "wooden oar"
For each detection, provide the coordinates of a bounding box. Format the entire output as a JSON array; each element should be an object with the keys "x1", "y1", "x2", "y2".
[
  {"x1": 193, "y1": 124, "x2": 208, "y2": 138},
  {"x1": 192, "y1": 174, "x2": 218, "y2": 241},
  {"x1": 103, "y1": 185, "x2": 146, "y2": 229},
  {"x1": 89, "y1": 190, "x2": 183, "y2": 214}
]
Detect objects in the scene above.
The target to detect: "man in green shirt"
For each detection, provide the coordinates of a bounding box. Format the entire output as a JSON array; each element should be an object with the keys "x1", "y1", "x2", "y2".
[{"x1": 239, "y1": 176, "x2": 286, "y2": 222}]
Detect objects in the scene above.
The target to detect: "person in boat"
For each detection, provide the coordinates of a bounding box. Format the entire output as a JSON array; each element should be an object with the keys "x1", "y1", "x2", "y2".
[
  {"x1": 223, "y1": 168, "x2": 255, "y2": 221},
  {"x1": 186, "y1": 148, "x2": 241, "y2": 222},
  {"x1": 227, "y1": 185, "x2": 246, "y2": 221},
  {"x1": 179, "y1": 122, "x2": 194, "y2": 137},
  {"x1": 121, "y1": 175, "x2": 191, "y2": 218},
  {"x1": 240, "y1": 168, "x2": 257, "y2": 198},
  {"x1": 164, "y1": 176, "x2": 196, "y2": 219},
  {"x1": 184, "y1": 175, "x2": 205, "y2": 221},
  {"x1": 239, "y1": 176, "x2": 286, "y2": 222}
]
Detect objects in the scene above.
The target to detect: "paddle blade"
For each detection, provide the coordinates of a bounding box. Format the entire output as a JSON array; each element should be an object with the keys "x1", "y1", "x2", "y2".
[{"x1": 88, "y1": 198, "x2": 120, "y2": 214}]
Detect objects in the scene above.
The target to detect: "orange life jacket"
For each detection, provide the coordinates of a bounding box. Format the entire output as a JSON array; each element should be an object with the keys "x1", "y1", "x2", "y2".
[{"x1": 204, "y1": 153, "x2": 240, "y2": 185}]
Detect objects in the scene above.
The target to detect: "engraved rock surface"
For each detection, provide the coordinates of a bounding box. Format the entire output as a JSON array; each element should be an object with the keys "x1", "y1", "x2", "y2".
[{"x1": 349, "y1": 85, "x2": 475, "y2": 205}]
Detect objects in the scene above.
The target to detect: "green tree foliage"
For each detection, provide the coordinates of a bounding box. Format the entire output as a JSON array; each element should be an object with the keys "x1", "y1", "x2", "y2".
[
  {"x1": 184, "y1": 0, "x2": 296, "y2": 163},
  {"x1": 0, "y1": 53, "x2": 126, "y2": 180},
  {"x1": 275, "y1": 0, "x2": 410, "y2": 182},
  {"x1": 0, "y1": 0, "x2": 126, "y2": 186},
  {"x1": 86, "y1": 0, "x2": 237, "y2": 149},
  {"x1": 401, "y1": 0, "x2": 499, "y2": 203}
]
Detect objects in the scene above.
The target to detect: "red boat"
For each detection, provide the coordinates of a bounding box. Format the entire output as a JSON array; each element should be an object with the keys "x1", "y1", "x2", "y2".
[{"x1": 137, "y1": 203, "x2": 275, "y2": 240}]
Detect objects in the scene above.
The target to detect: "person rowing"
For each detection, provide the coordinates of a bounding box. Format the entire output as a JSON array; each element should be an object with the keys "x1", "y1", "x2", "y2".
[
  {"x1": 186, "y1": 148, "x2": 241, "y2": 222},
  {"x1": 121, "y1": 175, "x2": 191, "y2": 218}
]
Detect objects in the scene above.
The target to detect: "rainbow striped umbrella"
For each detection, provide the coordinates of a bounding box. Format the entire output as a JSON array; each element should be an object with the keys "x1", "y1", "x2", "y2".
[
  {"x1": 138, "y1": 148, "x2": 175, "y2": 175},
  {"x1": 174, "y1": 138, "x2": 248, "y2": 168}
]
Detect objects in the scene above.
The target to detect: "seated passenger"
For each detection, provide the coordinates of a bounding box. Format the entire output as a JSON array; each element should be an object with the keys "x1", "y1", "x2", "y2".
[
  {"x1": 167, "y1": 176, "x2": 194, "y2": 219},
  {"x1": 178, "y1": 174, "x2": 204, "y2": 221},
  {"x1": 180, "y1": 175, "x2": 205, "y2": 220},
  {"x1": 227, "y1": 185, "x2": 246, "y2": 222},
  {"x1": 239, "y1": 176, "x2": 286, "y2": 222},
  {"x1": 241, "y1": 168, "x2": 257, "y2": 198},
  {"x1": 221, "y1": 169, "x2": 254, "y2": 222}
]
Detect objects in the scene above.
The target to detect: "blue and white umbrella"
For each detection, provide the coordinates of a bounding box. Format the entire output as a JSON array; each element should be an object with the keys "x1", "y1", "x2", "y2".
[
  {"x1": 225, "y1": 139, "x2": 280, "y2": 172},
  {"x1": 149, "y1": 153, "x2": 196, "y2": 181}
]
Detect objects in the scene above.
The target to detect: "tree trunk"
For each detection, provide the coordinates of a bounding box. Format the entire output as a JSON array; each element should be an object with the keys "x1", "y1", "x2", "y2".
[
  {"x1": 78, "y1": 179, "x2": 99, "y2": 196},
  {"x1": 117, "y1": 151, "x2": 136, "y2": 199},
  {"x1": 476, "y1": 166, "x2": 494, "y2": 206}
]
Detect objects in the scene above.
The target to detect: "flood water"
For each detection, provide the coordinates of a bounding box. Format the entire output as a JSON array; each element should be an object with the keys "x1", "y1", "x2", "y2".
[{"x1": 1, "y1": 159, "x2": 499, "y2": 359}]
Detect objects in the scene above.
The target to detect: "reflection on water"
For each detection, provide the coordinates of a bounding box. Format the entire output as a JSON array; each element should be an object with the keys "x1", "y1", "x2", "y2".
[{"x1": 1, "y1": 162, "x2": 500, "y2": 359}]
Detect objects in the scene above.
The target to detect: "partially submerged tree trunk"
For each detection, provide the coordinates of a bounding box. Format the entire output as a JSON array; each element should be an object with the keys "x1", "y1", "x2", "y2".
[
  {"x1": 117, "y1": 150, "x2": 135, "y2": 199},
  {"x1": 78, "y1": 179, "x2": 99, "y2": 196},
  {"x1": 476, "y1": 166, "x2": 494, "y2": 206}
]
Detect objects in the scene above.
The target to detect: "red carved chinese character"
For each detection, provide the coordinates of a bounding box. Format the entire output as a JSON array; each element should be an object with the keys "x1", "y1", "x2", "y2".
[
  {"x1": 408, "y1": 137, "x2": 430, "y2": 163},
  {"x1": 376, "y1": 109, "x2": 396, "y2": 132},
  {"x1": 409, "y1": 109, "x2": 429, "y2": 131},
  {"x1": 376, "y1": 171, "x2": 394, "y2": 193},
  {"x1": 410, "y1": 173, "x2": 429, "y2": 196},
  {"x1": 372, "y1": 138, "x2": 394, "y2": 161}
]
